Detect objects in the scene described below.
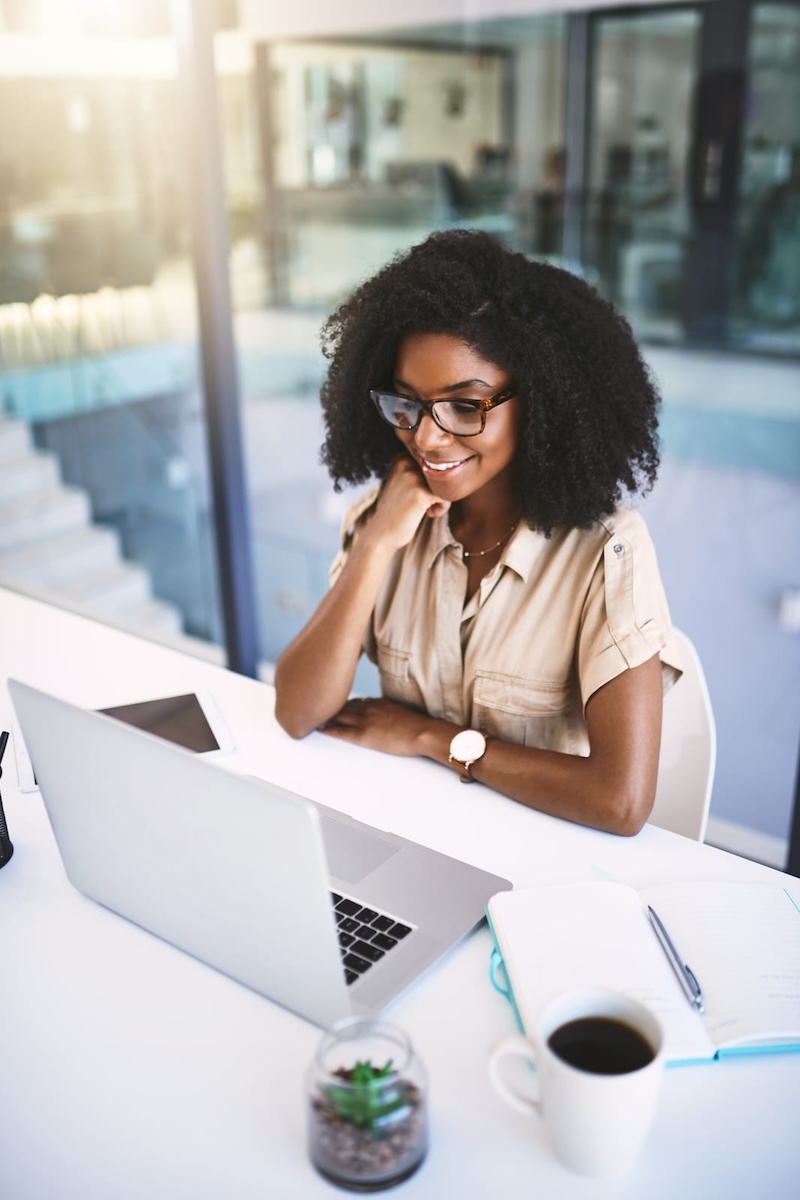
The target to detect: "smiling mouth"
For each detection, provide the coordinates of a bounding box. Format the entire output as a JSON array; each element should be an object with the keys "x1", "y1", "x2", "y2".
[{"x1": 420, "y1": 456, "x2": 473, "y2": 473}]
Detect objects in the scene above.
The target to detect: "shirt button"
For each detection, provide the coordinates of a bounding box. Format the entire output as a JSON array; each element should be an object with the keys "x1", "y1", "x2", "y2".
[{"x1": 613, "y1": 543, "x2": 625, "y2": 555}]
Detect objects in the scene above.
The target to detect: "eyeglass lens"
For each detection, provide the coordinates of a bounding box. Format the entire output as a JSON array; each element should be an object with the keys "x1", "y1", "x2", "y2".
[{"x1": 374, "y1": 393, "x2": 484, "y2": 435}]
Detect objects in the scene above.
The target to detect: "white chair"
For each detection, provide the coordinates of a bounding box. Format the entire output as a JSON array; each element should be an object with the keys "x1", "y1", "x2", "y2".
[{"x1": 648, "y1": 627, "x2": 717, "y2": 842}]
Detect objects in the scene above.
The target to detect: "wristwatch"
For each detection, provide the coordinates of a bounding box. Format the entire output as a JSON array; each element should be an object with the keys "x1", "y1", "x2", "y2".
[{"x1": 448, "y1": 729, "x2": 488, "y2": 783}]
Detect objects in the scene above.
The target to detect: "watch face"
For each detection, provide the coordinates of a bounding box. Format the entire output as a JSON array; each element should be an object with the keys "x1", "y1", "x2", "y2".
[{"x1": 450, "y1": 729, "x2": 486, "y2": 761}]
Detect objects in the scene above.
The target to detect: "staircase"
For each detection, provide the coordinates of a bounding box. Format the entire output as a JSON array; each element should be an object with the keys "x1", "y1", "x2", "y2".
[{"x1": 0, "y1": 414, "x2": 185, "y2": 638}]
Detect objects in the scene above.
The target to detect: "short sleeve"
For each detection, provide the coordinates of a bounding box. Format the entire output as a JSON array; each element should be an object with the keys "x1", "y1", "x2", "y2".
[{"x1": 578, "y1": 509, "x2": 683, "y2": 709}]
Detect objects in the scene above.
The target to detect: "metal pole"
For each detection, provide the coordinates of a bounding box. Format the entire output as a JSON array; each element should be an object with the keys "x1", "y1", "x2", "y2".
[
  {"x1": 170, "y1": 0, "x2": 260, "y2": 678},
  {"x1": 561, "y1": 13, "x2": 591, "y2": 268},
  {"x1": 786, "y1": 743, "x2": 800, "y2": 877}
]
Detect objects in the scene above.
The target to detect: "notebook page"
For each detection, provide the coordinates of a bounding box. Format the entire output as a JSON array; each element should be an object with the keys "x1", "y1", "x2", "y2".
[
  {"x1": 641, "y1": 882, "x2": 800, "y2": 1052},
  {"x1": 488, "y1": 882, "x2": 716, "y2": 1063}
]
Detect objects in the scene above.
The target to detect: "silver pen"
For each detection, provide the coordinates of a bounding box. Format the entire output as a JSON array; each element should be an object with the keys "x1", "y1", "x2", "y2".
[{"x1": 647, "y1": 905, "x2": 705, "y2": 1014}]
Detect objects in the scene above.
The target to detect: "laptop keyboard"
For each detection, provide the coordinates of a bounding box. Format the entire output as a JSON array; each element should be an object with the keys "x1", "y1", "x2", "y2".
[{"x1": 331, "y1": 892, "x2": 414, "y2": 985}]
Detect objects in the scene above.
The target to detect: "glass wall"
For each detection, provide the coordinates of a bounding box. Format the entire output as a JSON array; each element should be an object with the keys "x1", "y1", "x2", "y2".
[{"x1": 0, "y1": 0, "x2": 222, "y2": 651}]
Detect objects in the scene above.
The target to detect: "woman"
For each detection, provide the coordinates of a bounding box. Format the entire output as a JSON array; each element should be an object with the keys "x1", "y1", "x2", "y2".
[{"x1": 274, "y1": 229, "x2": 681, "y2": 835}]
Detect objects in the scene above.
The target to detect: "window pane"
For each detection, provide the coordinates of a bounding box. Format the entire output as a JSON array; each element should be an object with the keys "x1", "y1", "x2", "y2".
[
  {"x1": 0, "y1": 3, "x2": 223, "y2": 655},
  {"x1": 734, "y1": 2, "x2": 800, "y2": 352},
  {"x1": 586, "y1": 9, "x2": 701, "y2": 342}
]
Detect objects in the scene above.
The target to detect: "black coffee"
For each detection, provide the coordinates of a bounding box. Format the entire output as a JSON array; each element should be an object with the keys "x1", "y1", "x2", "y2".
[{"x1": 548, "y1": 1017, "x2": 655, "y2": 1076}]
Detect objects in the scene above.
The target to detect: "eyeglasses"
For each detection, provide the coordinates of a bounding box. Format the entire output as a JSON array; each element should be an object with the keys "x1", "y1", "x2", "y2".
[{"x1": 370, "y1": 387, "x2": 515, "y2": 437}]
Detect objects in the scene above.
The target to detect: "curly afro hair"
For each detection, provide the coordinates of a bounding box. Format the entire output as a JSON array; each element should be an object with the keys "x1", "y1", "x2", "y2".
[{"x1": 319, "y1": 228, "x2": 660, "y2": 534}]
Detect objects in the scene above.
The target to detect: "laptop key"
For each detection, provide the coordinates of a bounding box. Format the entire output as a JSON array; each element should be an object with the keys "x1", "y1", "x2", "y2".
[
  {"x1": 352, "y1": 939, "x2": 385, "y2": 963},
  {"x1": 344, "y1": 969, "x2": 359, "y2": 985},
  {"x1": 332, "y1": 896, "x2": 415, "y2": 958},
  {"x1": 372, "y1": 932, "x2": 398, "y2": 952},
  {"x1": 343, "y1": 952, "x2": 371, "y2": 974}
]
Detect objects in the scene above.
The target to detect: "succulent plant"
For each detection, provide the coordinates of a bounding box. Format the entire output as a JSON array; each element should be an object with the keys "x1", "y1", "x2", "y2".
[{"x1": 325, "y1": 1058, "x2": 409, "y2": 1133}]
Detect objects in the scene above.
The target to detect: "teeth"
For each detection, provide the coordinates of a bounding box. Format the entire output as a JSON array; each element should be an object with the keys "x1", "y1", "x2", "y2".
[{"x1": 424, "y1": 459, "x2": 464, "y2": 471}]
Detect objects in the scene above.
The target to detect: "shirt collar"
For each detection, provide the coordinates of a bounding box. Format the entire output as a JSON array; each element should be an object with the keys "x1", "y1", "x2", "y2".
[
  {"x1": 426, "y1": 514, "x2": 458, "y2": 568},
  {"x1": 501, "y1": 521, "x2": 546, "y2": 581}
]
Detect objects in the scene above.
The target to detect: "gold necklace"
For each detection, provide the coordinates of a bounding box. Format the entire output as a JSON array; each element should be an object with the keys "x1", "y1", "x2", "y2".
[{"x1": 462, "y1": 521, "x2": 518, "y2": 559}]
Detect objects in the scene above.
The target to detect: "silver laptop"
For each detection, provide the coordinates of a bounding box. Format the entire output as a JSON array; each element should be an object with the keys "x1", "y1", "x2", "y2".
[{"x1": 9, "y1": 678, "x2": 511, "y2": 1028}]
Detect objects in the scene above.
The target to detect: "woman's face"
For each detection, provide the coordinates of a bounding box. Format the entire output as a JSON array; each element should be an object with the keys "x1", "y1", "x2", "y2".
[{"x1": 391, "y1": 332, "x2": 520, "y2": 506}]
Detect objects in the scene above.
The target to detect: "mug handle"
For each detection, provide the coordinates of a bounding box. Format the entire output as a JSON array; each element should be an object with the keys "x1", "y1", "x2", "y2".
[{"x1": 489, "y1": 1035, "x2": 542, "y2": 1117}]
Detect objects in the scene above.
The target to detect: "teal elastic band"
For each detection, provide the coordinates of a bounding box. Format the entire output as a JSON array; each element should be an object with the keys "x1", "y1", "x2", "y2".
[{"x1": 489, "y1": 946, "x2": 510, "y2": 999}]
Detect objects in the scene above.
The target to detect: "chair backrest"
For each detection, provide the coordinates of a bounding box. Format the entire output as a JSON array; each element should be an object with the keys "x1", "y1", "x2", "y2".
[{"x1": 648, "y1": 627, "x2": 716, "y2": 842}]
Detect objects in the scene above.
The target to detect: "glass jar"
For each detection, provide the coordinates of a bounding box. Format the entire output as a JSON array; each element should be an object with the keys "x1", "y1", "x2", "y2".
[{"x1": 306, "y1": 1016, "x2": 428, "y2": 1192}]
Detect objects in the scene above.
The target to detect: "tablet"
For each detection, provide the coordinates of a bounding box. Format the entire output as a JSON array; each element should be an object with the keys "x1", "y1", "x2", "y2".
[{"x1": 11, "y1": 691, "x2": 234, "y2": 793}]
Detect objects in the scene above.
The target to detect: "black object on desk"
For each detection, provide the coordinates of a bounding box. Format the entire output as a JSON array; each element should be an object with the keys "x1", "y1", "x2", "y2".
[
  {"x1": 787, "y1": 739, "x2": 800, "y2": 879},
  {"x1": 0, "y1": 730, "x2": 13, "y2": 867}
]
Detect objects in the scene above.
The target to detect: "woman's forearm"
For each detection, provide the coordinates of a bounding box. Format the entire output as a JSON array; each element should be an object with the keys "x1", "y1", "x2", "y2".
[
  {"x1": 273, "y1": 535, "x2": 396, "y2": 738},
  {"x1": 420, "y1": 656, "x2": 663, "y2": 835},
  {"x1": 275, "y1": 459, "x2": 451, "y2": 739}
]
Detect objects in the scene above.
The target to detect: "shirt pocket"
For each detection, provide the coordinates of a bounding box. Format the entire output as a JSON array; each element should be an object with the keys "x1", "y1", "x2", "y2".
[
  {"x1": 472, "y1": 670, "x2": 580, "y2": 754},
  {"x1": 375, "y1": 643, "x2": 426, "y2": 711}
]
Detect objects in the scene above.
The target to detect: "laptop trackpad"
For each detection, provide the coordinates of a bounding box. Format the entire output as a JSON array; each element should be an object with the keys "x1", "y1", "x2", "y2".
[{"x1": 320, "y1": 815, "x2": 399, "y2": 885}]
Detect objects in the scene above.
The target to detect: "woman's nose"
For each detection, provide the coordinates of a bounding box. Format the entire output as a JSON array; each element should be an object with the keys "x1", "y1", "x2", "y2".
[{"x1": 413, "y1": 410, "x2": 453, "y2": 452}]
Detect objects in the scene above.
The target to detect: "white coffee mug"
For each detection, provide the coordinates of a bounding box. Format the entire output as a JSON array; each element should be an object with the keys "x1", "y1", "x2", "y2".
[{"x1": 489, "y1": 989, "x2": 665, "y2": 1177}]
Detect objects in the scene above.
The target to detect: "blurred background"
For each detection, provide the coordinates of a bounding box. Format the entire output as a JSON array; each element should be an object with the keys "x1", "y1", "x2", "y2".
[{"x1": 0, "y1": 0, "x2": 797, "y2": 865}]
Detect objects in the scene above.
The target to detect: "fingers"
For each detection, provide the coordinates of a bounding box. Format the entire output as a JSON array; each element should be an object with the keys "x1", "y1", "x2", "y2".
[
  {"x1": 319, "y1": 706, "x2": 369, "y2": 743},
  {"x1": 389, "y1": 459, "x2": 450, "y2": 519},
  {"x1": 427, "y1": 499, "x2": 451, "y2": 518}
]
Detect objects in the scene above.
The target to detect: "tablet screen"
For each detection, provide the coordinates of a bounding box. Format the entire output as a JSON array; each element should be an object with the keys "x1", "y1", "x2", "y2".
[{"x1": 98, "y1": 694, "x2": 221, "y2": 753}]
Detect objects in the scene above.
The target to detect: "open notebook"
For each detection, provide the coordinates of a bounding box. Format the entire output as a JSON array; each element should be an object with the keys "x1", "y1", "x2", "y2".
[{"x1": 487, "y1": 880, "x2": 800, "y2": 1065}]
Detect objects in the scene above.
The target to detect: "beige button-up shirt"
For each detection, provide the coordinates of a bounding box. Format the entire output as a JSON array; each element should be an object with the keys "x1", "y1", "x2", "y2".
[{"x1": 331, "y1": 486, "x2": 682, "y2": 757}]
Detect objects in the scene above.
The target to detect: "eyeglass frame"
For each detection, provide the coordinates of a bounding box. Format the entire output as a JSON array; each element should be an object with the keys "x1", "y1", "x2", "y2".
[{"x1": 369, "y1": 386, "x2": 516, "y2": 437}]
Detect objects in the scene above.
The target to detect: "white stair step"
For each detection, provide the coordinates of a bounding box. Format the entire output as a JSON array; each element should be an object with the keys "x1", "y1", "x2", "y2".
[
  {"x1": 58, "y1": 562, "x2": 153, "y2": 612},
  {"x1": 0, "y1": 526, "x2": 121, "y2": 588},
  {"x1": 0, "y1": 418, "x2": 33, "y2": 462},
  {"x1": 120, "y1": 597, "x2": 184, "y2": 636},
  {"x1": 0, "y1": 416, "x2": 185, "y2": 641},
  {"x1": 0, "y1": 452, "x2": 60, "y2": 503},
  {"x1": 0, "y1": 487, "x2": 90, "y2": 553}
]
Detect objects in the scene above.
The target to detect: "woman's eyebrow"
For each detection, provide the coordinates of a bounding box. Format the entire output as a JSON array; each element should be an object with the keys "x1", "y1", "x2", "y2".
[{"x1": 393, "y1": 376, "x2": 494, "y2": 394}]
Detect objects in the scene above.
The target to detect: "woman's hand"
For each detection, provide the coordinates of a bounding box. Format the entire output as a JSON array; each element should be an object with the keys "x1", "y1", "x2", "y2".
[
  {"x1": 361, "y1": 455, "x2": 450, "y2": 553},
  {"x1": 320, "y1": 696, "x2": 441, "y2": 757}
]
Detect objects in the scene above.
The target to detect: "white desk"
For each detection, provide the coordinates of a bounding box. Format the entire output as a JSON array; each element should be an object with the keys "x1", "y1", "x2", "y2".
[{"x1": 1, "y1": 587, "x2": 798, "y2": 1199}]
